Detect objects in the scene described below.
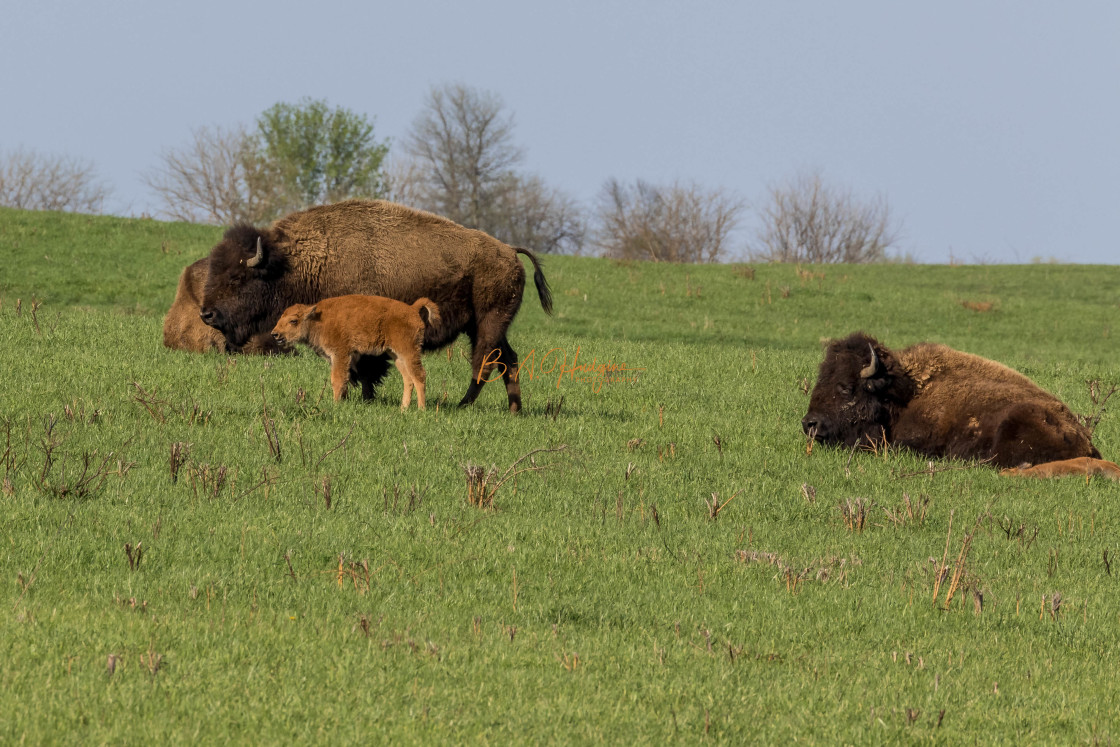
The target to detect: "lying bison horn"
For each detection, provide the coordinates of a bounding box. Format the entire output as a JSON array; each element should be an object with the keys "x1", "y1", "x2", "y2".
[
  {"x1": 859, "y1": 343, "x2": 881, "y2": 379},
  {"x1": 246, "y1": 237, "x2": 264, "y2": 268}
]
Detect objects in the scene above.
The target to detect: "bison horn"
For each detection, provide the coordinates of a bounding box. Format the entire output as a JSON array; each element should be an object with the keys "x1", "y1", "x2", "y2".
[
  {"x1": 246, "y1": 237, "x2": 264, "y2": 268},
  {"x1": 859, "y1": 344, "x2": 881, "y2": 379}
]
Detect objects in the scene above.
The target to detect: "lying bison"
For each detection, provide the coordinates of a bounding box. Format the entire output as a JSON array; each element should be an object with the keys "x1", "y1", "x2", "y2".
[
  {"x1": 191, "y1": 200, "x2": 551, "y2": 411},
  {"x1": 802, "y1": 332, "x2": 1120, "y2": 480},
  {"x1": 163, "y1": 258, "x2": 287, "y2": 354}
]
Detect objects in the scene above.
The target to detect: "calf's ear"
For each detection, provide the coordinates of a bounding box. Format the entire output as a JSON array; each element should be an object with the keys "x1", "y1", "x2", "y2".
[{"x1": 305, "y1": 305, "x2": 321, "y2": 322}]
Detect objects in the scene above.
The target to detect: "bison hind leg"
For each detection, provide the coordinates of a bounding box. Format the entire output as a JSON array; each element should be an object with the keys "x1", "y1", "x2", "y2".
[
  {"x1": 459, "y1": 318, "x2": 521, "y2": 412},
  {"x1": 989, "y1": 403, "x2": 1097, "y2": 468},
  {"x1": 1001, "y1": 457, "x2": 1120, "y2": 481},
  {"x1": 350, "y1": 354, "x2": 393, "y2": 401}
]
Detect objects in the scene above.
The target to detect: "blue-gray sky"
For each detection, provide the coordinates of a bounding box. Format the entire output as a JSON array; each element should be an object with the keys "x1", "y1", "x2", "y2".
[{"x1": 3, "y1": 1, "x2": 1117, "y2": 263}]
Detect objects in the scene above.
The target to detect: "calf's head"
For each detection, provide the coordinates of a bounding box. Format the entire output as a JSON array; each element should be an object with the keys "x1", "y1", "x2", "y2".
[
  {"x1": 271, "y1": 303, "x2": 321, "y2": 348},
  {"x1": 802, "y1": 333, "x2": 914, "y2": 447},
  {"x1": 199, "y1": 225, "x2": 288, "y2": 349}
]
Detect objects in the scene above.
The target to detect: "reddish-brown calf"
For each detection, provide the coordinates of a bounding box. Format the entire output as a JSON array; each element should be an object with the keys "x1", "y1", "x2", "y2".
[{"x1": 272, "y1": 294, "x2": 439, "y2": 410}]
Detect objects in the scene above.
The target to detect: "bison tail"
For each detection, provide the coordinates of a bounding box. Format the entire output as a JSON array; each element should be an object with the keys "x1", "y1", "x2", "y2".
[
  {"x1": 514, "y1": 247, "x2": 553, "y2": 316},
  {"x1": 413, "y1": 297, "x2": 441, "y2": 330}
]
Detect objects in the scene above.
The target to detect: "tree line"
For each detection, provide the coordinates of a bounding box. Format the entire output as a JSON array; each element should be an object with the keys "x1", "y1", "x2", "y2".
[{"x1": 0, "y1": 83, "x2": 898, "y2": 264}]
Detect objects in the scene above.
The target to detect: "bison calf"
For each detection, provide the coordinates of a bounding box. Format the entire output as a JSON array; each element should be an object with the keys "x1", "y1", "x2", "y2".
[
  {"x1": 272, "y1": 295, "x2": 440, "y2": 410},
  {"x1": 803, "y1": 332, "x2": 1120, "y2": 480}
]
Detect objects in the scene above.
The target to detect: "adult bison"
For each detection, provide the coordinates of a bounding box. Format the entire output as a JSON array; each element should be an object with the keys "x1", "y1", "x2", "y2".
[
  {"x1": 163, "y1": 258, "x2": 287, "y2": 354},
  {"x1": 801, "y1": 332, "x2": 1120, "y2": 480},
  {"x1": 194, "y1": 199, "x2": 552, "y2": 411}
]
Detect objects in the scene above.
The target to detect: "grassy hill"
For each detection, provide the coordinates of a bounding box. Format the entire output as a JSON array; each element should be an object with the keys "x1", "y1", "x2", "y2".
[{"x1": 1, "y1": 207, "x2": 1119, "y2": 742}]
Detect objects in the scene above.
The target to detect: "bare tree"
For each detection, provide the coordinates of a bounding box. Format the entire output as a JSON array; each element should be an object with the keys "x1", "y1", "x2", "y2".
[
  {"x1": 403, "y1": 83, "x2": 584, "y2": 253},
  {"x1": 405, "y1": 83, "x2": 524, "y2": 229},
  {"x1": 750, "y1": 171, "x2": 901, "y2": 263},
  {"x1": 488, "y1": 173, "x2": 585, "y2": 254},
  {"x1": 594, "y1": 178, "x2": 745, "y2": 263},
  {"x1": 143, "y1": 125, "x2": 268, "y2": 224},
  {"x1": 383, "y1": 154, "x2": 428, "y2": 209},
  {"x1": 0, "y1": 148, "x2": 111, "y2": 213},
  {"x1": 146, "y1": 102, "x2": 388, "y2": 225}
]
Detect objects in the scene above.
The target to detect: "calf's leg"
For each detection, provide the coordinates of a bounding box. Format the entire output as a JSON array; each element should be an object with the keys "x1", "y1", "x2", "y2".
[
  {"x1": 1001, "y1": 457, "x2": 1120, "y2": 481},
  {"x1": 394, "y1": 358, "x2": 414, "y2": 411},
  {"x1": 330, "y1": 352, "x2": 352, "y2": 401}
]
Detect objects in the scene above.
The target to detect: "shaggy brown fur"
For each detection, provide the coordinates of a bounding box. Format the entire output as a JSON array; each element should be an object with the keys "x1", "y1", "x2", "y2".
[
  {"x1": 163, "y1": 259, "x2": 287, "y2": 354},
  {"x1": 192, "y1": 200, "x2": 552, "y2": 411},
  {"x1": 803, "y1": 332, "x2": 1120, "y2": 480},
  {"x1": 272, "y1": 295, "x2": 441, "y2": 410}
]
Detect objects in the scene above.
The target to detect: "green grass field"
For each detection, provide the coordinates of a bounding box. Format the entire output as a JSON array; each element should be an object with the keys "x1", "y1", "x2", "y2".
[{"x1": 1, "y1": 206, "x2": 1119, "y2": 742}]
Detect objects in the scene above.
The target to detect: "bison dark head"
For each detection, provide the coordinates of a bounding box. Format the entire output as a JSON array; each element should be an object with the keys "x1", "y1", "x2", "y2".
[
  {"x1": 199, "y1": 225, "x2": 289, "y2": 349},
  {"x1": 802, "y1": 332, "x2": 915, "y2": 448}
]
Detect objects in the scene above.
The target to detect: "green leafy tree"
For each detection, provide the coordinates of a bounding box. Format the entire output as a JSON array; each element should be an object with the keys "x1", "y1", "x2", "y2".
[{"x1": 251, "y1": 98, "x2": 389, "y2": 216}]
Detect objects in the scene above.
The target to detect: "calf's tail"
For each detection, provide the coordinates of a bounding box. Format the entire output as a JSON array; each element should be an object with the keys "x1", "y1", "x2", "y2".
[
  {"x1": 413, "y1": 297, "x2": 441, "y2": 330},
  {"x1": 514, "y1": 247, "x2": 553, "y2": 316}
]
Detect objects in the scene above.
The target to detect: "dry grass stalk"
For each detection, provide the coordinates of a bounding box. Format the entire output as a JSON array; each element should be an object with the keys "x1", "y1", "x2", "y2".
[
  {"x1": 839, "y1": 497, "x2": 872, "y2": 532},
  {"x1": 316, "y1": 475, "x2": 332, "y2": 509},
  {"x1": 706, "y1": 490, "x2": 741, "y2": 520},
  {"x1": 463, "y1": 445, "x2": 568, "y2": 509},
  {"x1": 556, "y1": 652, "x2": 580, "y2": 671},
  {"x1": 169, "y1": 441, "x2": 190, "y2": 484},
  {"x1": 941, "y1": 530, "x2": 975, "y2": 609},
  {"x1": 188, "y1": 463, "x2": 230, "y2": 501},
  {"x1": 931, "y1": 511, "x2": 984, "y2": 610},
  {"x1": 801, "y1": 483, "x2": 816, "y2": 503},
  {"x1": 882, "y1": 492, "x2": 931, "y2": 527},
  {"x1": 260, "y1": 383, "x2": 282, "y2": 462},
  {"x1": 124, "y1": 542, "x2": 143, "y2": 571},
  {"x1": 931, "y1": 510, "x2": 954, "y2": 605},
  {"x1": 314, "y1": 423, "x2": 356, "y2": 471},
  {"x1": 141, "y1": 644, "x2": 163, "y2": 676},
  {"x1": 545, "y1": 395, "x2": 564, "y2": 421},
  {"x1": 1080, "y1": 379, "x2": 1118, "y2": 434},
  {"x1": 333, "y1": 555, "x2": 371, "y2": 594}
]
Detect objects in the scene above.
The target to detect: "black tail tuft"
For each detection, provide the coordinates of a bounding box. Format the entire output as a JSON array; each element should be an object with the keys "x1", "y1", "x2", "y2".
[{"x1": 514, "y1": 247, "x2": 553, "y2": 315}]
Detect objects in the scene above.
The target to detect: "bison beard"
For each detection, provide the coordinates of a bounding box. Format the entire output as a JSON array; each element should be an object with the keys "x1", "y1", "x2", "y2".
[
  {"x1": 193, "y1": 200, "x2": 553, "y2": 412},
  {"x1": 803, "y1": 332, "x2": 1120, "y2": 480}
]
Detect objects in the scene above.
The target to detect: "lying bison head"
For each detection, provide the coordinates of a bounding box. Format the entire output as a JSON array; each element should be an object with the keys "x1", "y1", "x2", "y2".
[
  {"x1": 199, "y1": 225, "x2": 289, "y2": 349},
  {"x1": 802, "y1": 332, "x2": 916, "y2": 448}
]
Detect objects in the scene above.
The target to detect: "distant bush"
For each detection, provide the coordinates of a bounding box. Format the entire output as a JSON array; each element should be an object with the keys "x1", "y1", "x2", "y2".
[
  {"x1": 0, "y1": 148, "x2": 111, "y2": 213},
  {"x1": 750, "y1": 171, "x2": 900, "y2": 264},
  {"x1": 593, "y1": 178, "x2": 745, "y2": 263}
]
